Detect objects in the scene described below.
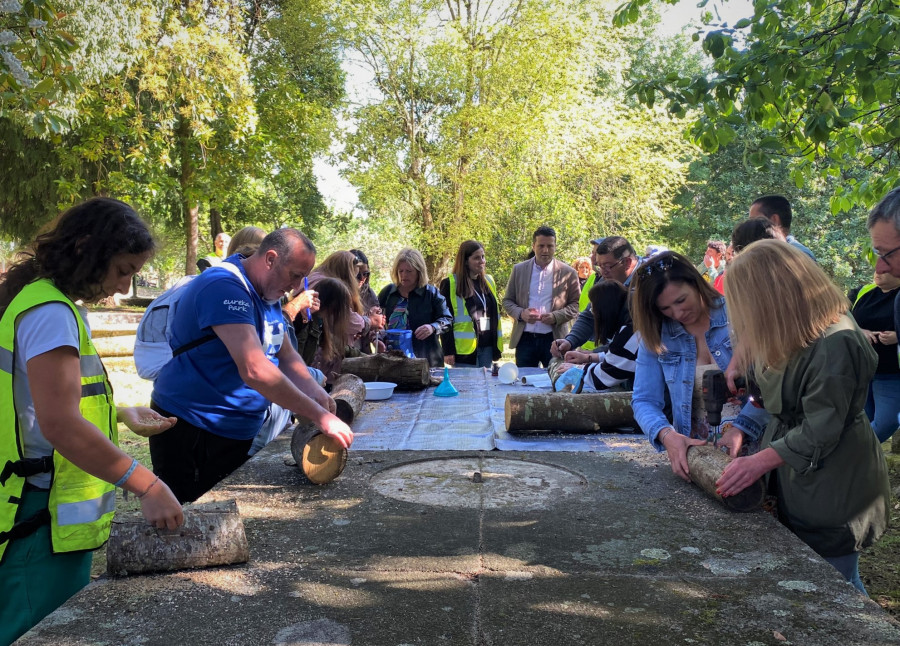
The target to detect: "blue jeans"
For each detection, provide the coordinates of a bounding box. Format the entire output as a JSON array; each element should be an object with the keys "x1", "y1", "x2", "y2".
[
  {"x1": 515, "y1": 331, "x2": 553, "y2": 368},
  {"x1": 865, "y1": 373, "x2": 900, "y2": 443},
  {"x1": 475, "y1": 345, "x2": 494, "y2": 368},
  {"x1": 824, "y1": 552, "x2": 867, "y2": 596}
]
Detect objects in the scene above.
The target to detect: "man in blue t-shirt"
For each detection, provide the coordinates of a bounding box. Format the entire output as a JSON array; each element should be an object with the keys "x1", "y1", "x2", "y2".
[{"x1": 149, "y1": 228, "x2": 353, "y2": 503}]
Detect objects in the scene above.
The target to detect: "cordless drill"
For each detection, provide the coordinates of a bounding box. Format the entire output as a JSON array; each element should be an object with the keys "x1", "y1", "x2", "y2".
[{"x1": 701, "y1": 369, "x2": 746, "y2": 446}]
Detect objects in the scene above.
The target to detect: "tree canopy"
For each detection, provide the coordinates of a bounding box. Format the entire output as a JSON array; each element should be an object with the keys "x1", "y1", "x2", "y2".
[{"x1": 619, "y1": 0, "x2": 900, "y2": 213}]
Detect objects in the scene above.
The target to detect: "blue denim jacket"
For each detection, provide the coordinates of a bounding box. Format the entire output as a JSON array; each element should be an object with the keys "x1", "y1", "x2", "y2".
[{"x1": 632, "y1": 298, "x2": 769, "y2": 451}]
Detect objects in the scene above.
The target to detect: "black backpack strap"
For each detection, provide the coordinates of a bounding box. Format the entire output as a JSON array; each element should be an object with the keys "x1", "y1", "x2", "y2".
[
  {"x1": 172, "y1": 333, "x2": 217, "y2": 358},
  {"x1": 0, "y1": 508, "x2": 51, "y2": 545},
  {"x1": 0, "y1": 456, "x2": 54, "y2": 486}
]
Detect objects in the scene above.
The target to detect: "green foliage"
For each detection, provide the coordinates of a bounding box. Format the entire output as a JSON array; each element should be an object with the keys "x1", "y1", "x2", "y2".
[
  {"x1": 341, "y1": 0, "x2": 697, "y2": 282},
  {"x1": 620, "y1": 0, "x2": 900, "y2": 215},
  {"x1": 0, "y1": 0, "x2": 344, "y2": 274},
  {"x1": 0, "y1": 0, "x2": 81, "y2": 134},
  {"x1": 664, "y1": 123, "x2": 872, "y2": 290}
]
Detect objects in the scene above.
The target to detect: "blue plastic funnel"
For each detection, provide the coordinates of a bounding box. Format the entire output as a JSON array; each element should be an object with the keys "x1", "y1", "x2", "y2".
[{"x1": 434, "y1": 366, "x2": 459, "y2": 397}]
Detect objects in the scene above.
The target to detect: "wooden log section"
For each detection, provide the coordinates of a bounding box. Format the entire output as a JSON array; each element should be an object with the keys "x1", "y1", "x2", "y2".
[
  {"x1": 106, "y1": 499, "x2": 249, "y2": 577},
  {"x1": 290, "y1": 423, "x2": 349, "y2": 485},
  {"x1": 504, "y1": 391, "x2": 635, "y2": 433},
  {"x1": 330, "y1": 373, "x2": 366, "y2": 424},
  {"x1": 341, "y1": 351, "x2": 431, "y2": 390},
  {"x1": 687, "y1": 444, "x2": 765, "y2": 513}
]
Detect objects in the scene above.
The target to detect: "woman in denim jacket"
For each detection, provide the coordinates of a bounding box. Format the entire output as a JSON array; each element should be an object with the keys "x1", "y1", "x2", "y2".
[{"x1": 631, "y1": 252, "x2": 768, "y2": 481}]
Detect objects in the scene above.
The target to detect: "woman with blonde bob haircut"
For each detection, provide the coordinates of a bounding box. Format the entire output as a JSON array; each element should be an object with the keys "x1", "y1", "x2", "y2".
[
  {"x1": 378, "y1": 247, "x2": 452, "y2": 366},
  {"x1": 718, "y1": 240, "x2": 890, "y2": 595},
  {"x1": 631, "y1": 251, "x2": 768, "y2": 482}
]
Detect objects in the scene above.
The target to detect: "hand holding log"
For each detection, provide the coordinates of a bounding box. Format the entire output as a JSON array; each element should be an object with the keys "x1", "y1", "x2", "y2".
[
  {"x1": 107, "y1": 500, "x2": 248, "y2": 577},
  {"x1": 686, "y1": 444, "x2": 764, "y2": 512}
]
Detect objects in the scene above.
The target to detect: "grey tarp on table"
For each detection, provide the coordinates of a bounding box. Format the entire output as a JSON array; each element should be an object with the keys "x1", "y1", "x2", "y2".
[{"x1": 351, "y1": 366, "x2": 638, "y2": 452}]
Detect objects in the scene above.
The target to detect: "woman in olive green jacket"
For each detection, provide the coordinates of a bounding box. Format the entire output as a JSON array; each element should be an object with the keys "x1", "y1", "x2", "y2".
[{"x1": 718, "y1": 240, "x2": 890, "y2": 595}]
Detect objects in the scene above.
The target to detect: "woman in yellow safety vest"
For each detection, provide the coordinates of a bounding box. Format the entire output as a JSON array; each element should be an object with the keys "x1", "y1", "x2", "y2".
[
  {"x1": 0, "y1": 198, "x2": 184, "y2": 644},
  {"x1": 439, "y1": 240, "x2": 503, "y2": 368}
]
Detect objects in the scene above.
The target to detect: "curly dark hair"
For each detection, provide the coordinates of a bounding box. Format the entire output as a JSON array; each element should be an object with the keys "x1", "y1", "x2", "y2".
[{"x1": 0, "y1": 197, "x2": 155, "y2": 311}]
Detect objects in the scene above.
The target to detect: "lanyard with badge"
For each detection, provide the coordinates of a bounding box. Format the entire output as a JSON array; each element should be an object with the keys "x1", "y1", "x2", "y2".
[{"x1": 473, "y1": 284, "x2": 490, "y2": 332}]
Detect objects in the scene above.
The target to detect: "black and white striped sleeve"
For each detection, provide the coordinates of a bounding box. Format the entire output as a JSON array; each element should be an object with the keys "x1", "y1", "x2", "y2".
[{"x1": 588, "y1": 323, "x2": 639, "y2": 390}]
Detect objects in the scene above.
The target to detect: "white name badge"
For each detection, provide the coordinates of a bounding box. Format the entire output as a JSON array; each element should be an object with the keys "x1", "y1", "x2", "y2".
[{"x1": 478, "y1": 317, "x2": 491, "y2": 332}]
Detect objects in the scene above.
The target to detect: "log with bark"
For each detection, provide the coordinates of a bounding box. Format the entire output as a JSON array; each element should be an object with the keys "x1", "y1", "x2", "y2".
[
  {"x1": 106, "y1": 499, "x2": 249, "y2": 577},
  {"x1": 687, "y1": 444, "x2": 765, "y2": 512},
  {"x1": 290, "y1": 422, "x2": 349, "y2": 485},
  {"x1": 504, "y1": 391, "x2": 636, "y2": 433},
  {"x1": 330, "y1": 373, "x2": 366, "y2": 424},
  {"x1": 340, "y1": 351, "x2": 434, "y2": 390}
]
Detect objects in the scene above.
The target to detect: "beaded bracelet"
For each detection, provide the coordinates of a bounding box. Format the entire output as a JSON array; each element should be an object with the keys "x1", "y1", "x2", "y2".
[{"x1": 113, "y1": 458, "x2": 139, "y2": 488}]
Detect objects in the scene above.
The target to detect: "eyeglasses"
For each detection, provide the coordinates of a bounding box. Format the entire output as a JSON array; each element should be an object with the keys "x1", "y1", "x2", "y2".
[
  {"x1": 874, "y1": 244, "x2": 900, "y2": 265},
  {"x1": 597, "y1": 258, "x2": 626, "y2": 273},
  {"x1": 356, "y1": 271, "x2": 371, "y2": 280}
]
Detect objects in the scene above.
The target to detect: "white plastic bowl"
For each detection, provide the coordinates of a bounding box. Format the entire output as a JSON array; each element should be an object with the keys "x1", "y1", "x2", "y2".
[{"x1": 364, "y1": 381, "x2": 397, "y2": 401}]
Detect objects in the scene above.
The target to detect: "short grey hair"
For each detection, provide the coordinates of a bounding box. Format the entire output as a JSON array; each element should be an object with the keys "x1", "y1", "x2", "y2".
[{"x1": 867, "y1": 188, "x2": 900, "y2": 232}]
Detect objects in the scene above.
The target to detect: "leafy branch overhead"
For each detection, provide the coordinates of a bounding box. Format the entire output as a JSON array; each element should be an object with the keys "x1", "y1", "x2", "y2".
[
  {"x1": 618, "y1": 0, "x2": 900, "y2": 211},
  {"x1": 0, "y1": 0, "x2": 81, "y2": 134}
]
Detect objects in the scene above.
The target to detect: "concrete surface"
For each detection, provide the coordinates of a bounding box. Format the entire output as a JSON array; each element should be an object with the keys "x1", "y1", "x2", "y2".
[{"x1": 18, "y1": 432, "x2": 900, "y2": 646}]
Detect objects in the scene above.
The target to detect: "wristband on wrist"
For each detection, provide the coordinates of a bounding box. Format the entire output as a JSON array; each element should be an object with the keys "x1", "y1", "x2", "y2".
[
  {"x1": 114, "y1": 458, "x2": 139, "y2": 488},
  {"x1": 136, "y1": 476, "x2": 160, "y2": 499}
]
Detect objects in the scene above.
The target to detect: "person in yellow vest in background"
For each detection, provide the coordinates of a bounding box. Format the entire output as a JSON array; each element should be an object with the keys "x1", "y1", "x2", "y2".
[
  {"x1": 572, "y1": 256, "x2": 592, "y2": 291},
  {"x1": 439, "y1": 240, "x2": 503, "y2": 368},
  {"x1": 197, "y1": 231, "x2": 232, "y2": 272},
  {"x1": 0, "y1": 198, "x2": 184, "y2": 644}
]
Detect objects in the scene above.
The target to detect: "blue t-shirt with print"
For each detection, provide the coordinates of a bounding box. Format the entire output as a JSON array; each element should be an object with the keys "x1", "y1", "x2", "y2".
[{"x1": 152, "y1": 256, "x2": 285, "y2": 440}]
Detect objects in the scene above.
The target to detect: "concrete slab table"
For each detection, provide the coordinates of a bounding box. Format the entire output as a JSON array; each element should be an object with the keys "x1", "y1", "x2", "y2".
[{"x1": 18, "y1": 432, "x2": 900, "y2": 645}]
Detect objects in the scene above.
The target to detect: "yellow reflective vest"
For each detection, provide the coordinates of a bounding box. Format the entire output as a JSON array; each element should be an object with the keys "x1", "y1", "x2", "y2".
[
  {"x1": 0, "y1": 279, "x2": 117, "y2": 561},
  {"x1": 578, "y1": 273, "x2": 598, "y2": 351},
  {"x1": 448, "y1": 274, "x2": 503, "y2": 357}
]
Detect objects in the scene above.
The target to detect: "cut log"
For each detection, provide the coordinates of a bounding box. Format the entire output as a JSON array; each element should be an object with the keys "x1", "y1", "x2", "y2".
[
  {"x1": 330, "y1": 373, "x2": 366, "y2": 424},
  {"x1": 290, "y1": 423, "x2": 348, "y2": 485},
  {"x1": 687, "y1": 444, "x2": 765, "y2": 513},
  {"x1": 106, "y1": 499, "x2": 248, "y2": 577},
  {"x1": 504, "y1": 391, "x2": 635, "y2": 433},
  {"x1": 341, "y1": 351, "x2": 432, "y2": 390}
]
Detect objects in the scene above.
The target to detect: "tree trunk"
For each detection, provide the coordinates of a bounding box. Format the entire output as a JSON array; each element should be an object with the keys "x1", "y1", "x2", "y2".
[
  {"x1": 686, "y1": 444, "x2": 765, "y2": 513},
  {"x1": 341, "y1": 352, "x2": 432, "y2": 390},
  {"x1": 330, "y1": 373, "x2": 366, "y2": 424},
  {"x1": 504, "y1": 391, "x2": 635, "y2": 433},
  {"x1": 289, "y1": 423, "x2": 348, "y2": 485},
  {"x1": 209, "y1": 203, "x2": 223, "y2": 238},
  {"x1": 177, "y1": 114, "x2": 199, "y2": 275},
  {"x1": 106, "y1": 499, "x2": 248, "y2": 577}
]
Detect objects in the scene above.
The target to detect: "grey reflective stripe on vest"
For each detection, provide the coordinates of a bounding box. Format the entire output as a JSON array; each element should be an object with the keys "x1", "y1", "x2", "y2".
[
  {"x1": 81, "y1": 382, "x2": 107, "y2": 397},
  {"x1": 0, "y1": 345, "x2": 11, "y2": 375},
  {"x1": 80, "y1": 353, "x2": 105, "y2": 378},
  {"x1": 56, "y1": 489, "x2": 116, "y2": 526}
]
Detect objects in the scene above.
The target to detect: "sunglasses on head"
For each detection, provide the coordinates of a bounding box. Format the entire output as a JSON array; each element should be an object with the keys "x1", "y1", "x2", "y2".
[{"x1": 637, "y1": 255, "x2": 676, "y2": 277}]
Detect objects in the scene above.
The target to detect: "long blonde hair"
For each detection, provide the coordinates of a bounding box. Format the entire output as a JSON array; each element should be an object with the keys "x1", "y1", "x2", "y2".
[
  {"x1": 317, "y1": 251, "x2": 364, "y2": 314},
  {"x1": 725, "y1": 239, "x2": 848, "y2": 372}
]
